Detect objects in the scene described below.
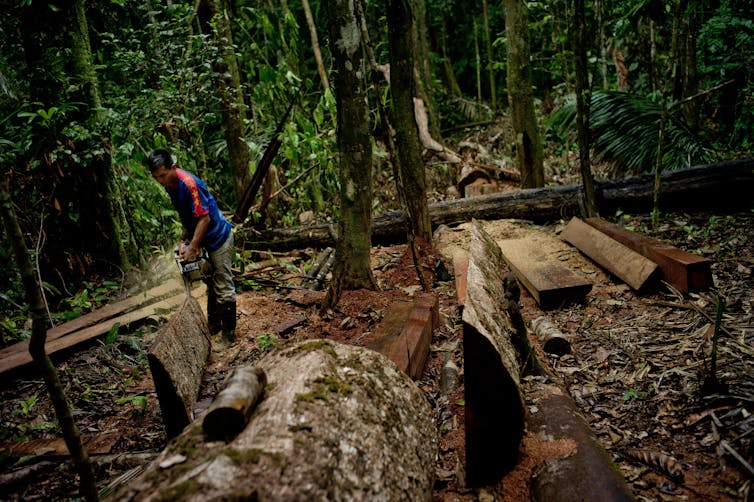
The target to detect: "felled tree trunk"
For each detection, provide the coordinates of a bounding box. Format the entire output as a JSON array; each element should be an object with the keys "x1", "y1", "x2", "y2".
[
  {"x1": 463, "y1": 220, "x2": 526, "y2": 486},
  {"x1": 148, "y1": 296, "x2": 210, "y2": 439},
  {"x1": 236, "y1": 160, "x2": 754, "y2": 251},
  {"x1": 114, "y1": 340, "x2": 437, "y2": 501}
]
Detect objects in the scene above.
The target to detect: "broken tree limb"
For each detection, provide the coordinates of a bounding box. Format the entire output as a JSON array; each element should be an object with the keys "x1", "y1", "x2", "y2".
[
  {"x1": 531, "y1": 316, "x2": 572, "y2": 355},
  {"x1": 463, "y1": 220, "x2": 526, "y2": 486},
  {"x1": 113, "y1": 340, "x2": 438, "y2": 501},
  {"x1": 301, "y1": 247, "x2": 333, "y2": 288},
  {"x1": 148, "y1": 296, "x2": 211, "y2": 439},
  {"x1": 202, "y1": 366, "x2": 266, "y2": 442},
  {"x1": 236, "y1": 159, "x2": 754, "y2": 251}
]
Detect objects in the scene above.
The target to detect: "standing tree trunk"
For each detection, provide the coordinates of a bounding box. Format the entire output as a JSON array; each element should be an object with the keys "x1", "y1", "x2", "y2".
[
  {"x1": 412, "y1": 0, "x2": 442, "y2": 140},
  {"x1": 437, "y1": 21, "x2": 462, "y2": 97},
  {"x1": 302, "y1": 0, "x2": 329, "y2": 93},
  {"x1": 388, "y1": 0, "x2": 433, "y2": 244},
  {"x1": 199, "y1": 0, "x2": 251, "y2": 202},
  {"x1": 504, "y1": 0, "x2": 545, "y2": 188},
  {"x1": 0, "y1": 177, "x2": 98, "y2": 502},
  {"x1": 322, "y1": 0, "x2": 377, "y2": 307},
  {"x1": 573, "y1": 0, "x2": 598, "y2": 217},
  {"x1": 482, "y1": 0, "x2": 497, "y2": 110}
]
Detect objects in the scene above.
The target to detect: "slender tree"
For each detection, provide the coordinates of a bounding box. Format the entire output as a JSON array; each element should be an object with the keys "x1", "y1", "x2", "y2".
[
  {"x1": 0, "y1": 176, "x2": 98, "y2": 502},
  {"x1": 322, "y1": 0, "x2": 377, "y2": 308},
  {"x1": 388, "y1": 0, "x2": 433, "y2": 245},
  {"x1": 302, "y1": 0, "x2": 330, "y2": 93},
  {"x1": 503, "y1": 0, "x2": 545, "y2": 188},
  {"x1": 573, "y1": 0, "x2": 598, "y2": 216},
  {"x1": 482, "y1": 0, "x2": 497, "y2": 109},
  {"x1": 199, "y1": 0, "x2": 252, "y2": 202}
]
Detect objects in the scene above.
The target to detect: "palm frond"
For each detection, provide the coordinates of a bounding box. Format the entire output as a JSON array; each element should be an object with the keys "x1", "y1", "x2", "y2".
[{"x1": 547, "y1": 90, "x2": 716, "y2": 177}]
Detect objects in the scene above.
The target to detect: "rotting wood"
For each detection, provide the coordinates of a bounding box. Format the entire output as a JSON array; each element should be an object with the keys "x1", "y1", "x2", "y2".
[
  {"x1": 463, "y1": 220, "x2": 526, "y2": 486},
  {"x1": 274, "y1": 315, "x2": 307, "y2": 337},
  {"x1": 368, "y1": 293, "x2": 438, "y2": 380},
  {"x1": 311, "y1": 249, "x2": 336, "y2": 290},
  {"x1": 561, "y1": 217, "x2": 659, "y2": 291},
  {"x1": 236, "y1": 160, "x2": 754, "y2": 251},
  {"x1": 0, "y1": 283, "x2": 207, "y2": 376},
  {"x1": 531, "y1": 316, "x2": 572, "y2": 355},
  {"x1": 528, "y1": 382, "x2": 634, "y2": 502},
  {"x1": 301, "y1": 247, "x2": 333, "y2": 288},
  {"x1": 0, "y1": 432, "x2": 119, "y2": 458},
  {"x1": 202, "y1": 366, "x2": 266, "y2": 442},
  {"x1": 584, "y1": 217, "x2": 713, "y2": 293},
  {"x1": 148, "y1": 296, "x2": 210, "y2": 439},
  {"x1": 498, "y1": 238, "x2": 592, "y2": 309},
  {"x1": 112, "y1": 340, "x2": 438, "y2": 501}
]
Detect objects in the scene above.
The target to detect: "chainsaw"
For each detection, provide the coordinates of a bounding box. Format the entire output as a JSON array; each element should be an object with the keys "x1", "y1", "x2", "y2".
[{"x1": 174, "y1": 244, "x2": 209, "y2": 297}]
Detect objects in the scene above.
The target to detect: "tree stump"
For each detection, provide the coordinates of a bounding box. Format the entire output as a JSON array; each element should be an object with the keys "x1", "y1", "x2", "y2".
[{"x1": 114, "y1": 340, "x2": 438, "y2": 501}]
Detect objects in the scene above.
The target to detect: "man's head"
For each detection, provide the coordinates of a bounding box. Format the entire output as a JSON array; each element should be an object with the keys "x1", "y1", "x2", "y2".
[{"x1": 148, "y1": 149, "x2": 177, "y2": 189}]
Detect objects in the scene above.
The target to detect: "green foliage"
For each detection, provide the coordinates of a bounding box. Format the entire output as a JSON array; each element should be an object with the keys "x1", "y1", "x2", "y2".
[
  {"x1": 257, "y1": 333, "x2": 276, "y2": 351},
  {"x1": 548, "y1": 90, "x2": 715, "y2": 176}
]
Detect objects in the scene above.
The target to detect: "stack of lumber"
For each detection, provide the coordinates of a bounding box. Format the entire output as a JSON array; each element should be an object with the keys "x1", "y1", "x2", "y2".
[{"x1": 0, "y1": 279, "x2": 206, "y2": 376}]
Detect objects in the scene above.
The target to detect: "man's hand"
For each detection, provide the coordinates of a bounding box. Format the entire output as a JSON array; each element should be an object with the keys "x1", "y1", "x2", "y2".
[{"x1": 179, "y1": 241, "x2": 200, "y2": 262}]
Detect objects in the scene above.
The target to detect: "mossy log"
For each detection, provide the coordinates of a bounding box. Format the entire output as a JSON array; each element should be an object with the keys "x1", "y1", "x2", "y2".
[
  {"x1": 114, "y1": 340, "x2": 437, "y2": 501},
  {"x1": 147, "y1": 296, "x2": 210, "y2": 440},
  {"x1": 236, "y1": 160, "x2": 754, "y2": 251}
]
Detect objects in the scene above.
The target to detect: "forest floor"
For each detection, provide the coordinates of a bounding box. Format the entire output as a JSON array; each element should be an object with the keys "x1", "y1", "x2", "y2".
[{"x1": 1, "y1": 126, "x2": 753, "y2": 500}]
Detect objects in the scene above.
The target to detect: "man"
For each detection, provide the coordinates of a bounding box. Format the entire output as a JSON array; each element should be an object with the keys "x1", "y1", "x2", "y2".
[{"x1": 147, "y1": 149, "x2": 236, "y2": 342}]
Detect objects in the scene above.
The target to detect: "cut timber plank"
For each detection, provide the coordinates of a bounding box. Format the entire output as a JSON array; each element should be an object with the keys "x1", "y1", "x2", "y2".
[
  {"x1": 0, "y1": 279, "x2": 183, "y2": 360},
  {"x1": 368, "y1": 293, "x2": 438, "y2": 380},
  {"x1": 498, "y1": 238, "x2": 592, "y2": 309},
  {"x1": 0, "y1": 284, "x2": 206, "y2": 376},
  {"x1": 561, "y1": 217, "x2": 659, "y2": 291},
  {"x1": 585, "y1": 217, "x2": 713, "y2": 293},
  {"x1": 464, "y1": 221, "x2": 525, "y2": 486},
  {"x1": 451, "y1": 247, "x2": 469, "y2": 306}
]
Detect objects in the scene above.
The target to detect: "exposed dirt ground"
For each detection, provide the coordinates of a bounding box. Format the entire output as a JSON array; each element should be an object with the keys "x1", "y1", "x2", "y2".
[
  {"x1": 1, "y1": 209, "x2": 752, "y2": 501},
  {"x1": 1, "y1": 121, "x2": 752, "y2": 500}
]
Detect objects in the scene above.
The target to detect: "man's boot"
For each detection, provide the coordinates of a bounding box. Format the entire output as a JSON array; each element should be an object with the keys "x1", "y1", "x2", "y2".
[
  {"x1": 206, "y1": 288, "x2": 220, "y2": 336},
  {"x1": 221, "y1": 301, "x2": 237, "y2": 342}
]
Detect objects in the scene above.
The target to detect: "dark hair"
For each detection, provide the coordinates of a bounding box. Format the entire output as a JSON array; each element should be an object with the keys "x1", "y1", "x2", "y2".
[{"x1": 147, "y1": 149, "x2": 173, "y2": 172}]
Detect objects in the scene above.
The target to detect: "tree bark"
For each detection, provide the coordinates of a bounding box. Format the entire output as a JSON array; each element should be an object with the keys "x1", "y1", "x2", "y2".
[
  {"x1": 504, "y1": 0, "x2": 545, "y2": 188},
  {"x1": 323, "y1": 0, "x2": 377, "y2": 300},
  {"x1": 113, "y1": 340, "x2": 438, "y2": 501},
  {"x1": 573, "y1": 0, "x2": 598, "y2": 217},
  {"x1": 388, "y1": 0, "x2": 433, "y2": 244},
  {"x1": 0, "y1": 177, "x2": 98, "y2": 502},
  {"x1": 199, "y1": 0, "x2": 251, "y2": 202},
  {"x1": 148, "y1": 297, "x2": 211, "y2": 439},
  {"x1": 464, "y1": 220, "x2": 526, "y2": 485},
  {"x1": 236, "y1": 160, "x2": 754, "y2": 251},
  {"x1": 482, "y1": 0, "x2": 497, "y2": 110}
]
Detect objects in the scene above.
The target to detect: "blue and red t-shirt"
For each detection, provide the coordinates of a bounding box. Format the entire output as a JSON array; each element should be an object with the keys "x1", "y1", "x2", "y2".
[{"x1": 166, "y1": 169, "x2": 231, "y2": 251}]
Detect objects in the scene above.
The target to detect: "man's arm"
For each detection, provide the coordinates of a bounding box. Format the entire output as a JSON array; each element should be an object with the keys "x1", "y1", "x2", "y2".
[{"x1": 182, "y1": 214, "x2": 210, "y2": 261}]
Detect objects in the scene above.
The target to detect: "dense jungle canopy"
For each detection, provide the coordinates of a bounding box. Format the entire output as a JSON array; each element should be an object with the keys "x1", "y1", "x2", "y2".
[{"x1": 0, "y1": 0, "x2": 752, "y2": 343}]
